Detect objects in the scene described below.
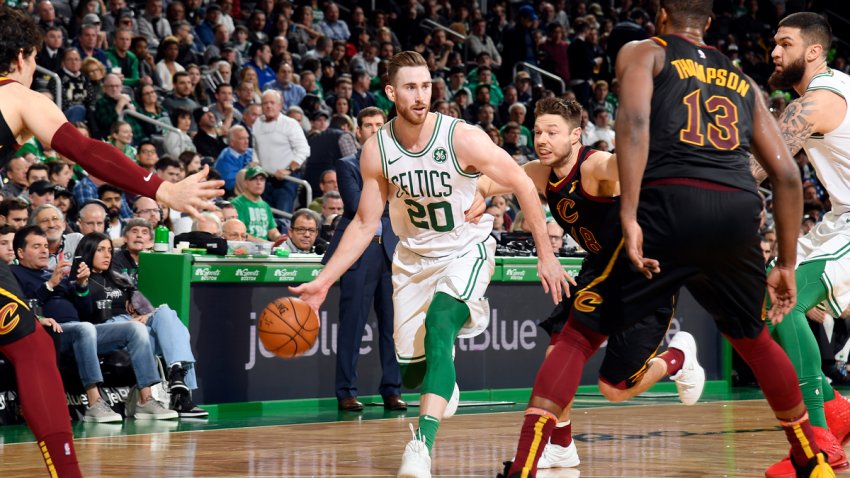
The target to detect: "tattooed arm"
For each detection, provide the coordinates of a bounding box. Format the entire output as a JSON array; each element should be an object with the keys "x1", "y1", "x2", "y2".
[{"x1": 751, "y1": 89, "x2": 846, "y2": 184}]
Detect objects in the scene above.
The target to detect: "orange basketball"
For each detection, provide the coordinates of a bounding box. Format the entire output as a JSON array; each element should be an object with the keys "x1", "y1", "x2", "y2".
[{"x1": 258, "y1": 297, "x2": 320, "y2": 358}]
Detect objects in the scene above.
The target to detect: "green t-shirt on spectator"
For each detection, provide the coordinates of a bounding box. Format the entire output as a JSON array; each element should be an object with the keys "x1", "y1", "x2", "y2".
[{"x1": 232, "y1": 194, "x2": 275, "y2": 240}]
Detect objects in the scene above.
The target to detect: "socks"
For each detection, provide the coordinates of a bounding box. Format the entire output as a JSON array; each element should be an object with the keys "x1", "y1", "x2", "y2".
[
  {"x1": 656, "y1": 348, "x2": 685, "y2": 376},
  {"x1": 769, "y1": 259, "x2": 834, "y2": 429},
  {"x1": 822, "y1": 373, "x2": 836, "y2": 402},
  {"x1": 799, "y1": 377, "x2": 828, "y2": 429},
  {"x1": 417, "y1": 414, "x2": 440, "y2": 453},
  {"x1": 40, "y1": 432, "x2": 82, "y2": 478},
  {"x1": 780, "y1": 412, "x2": 821, "y2": 467},
  {"x1": 509, "y1": 408, "x2": 558, "y2": 477},
  {"x1": 550, "y1": 420, "x2": 572, "y2": 447}
]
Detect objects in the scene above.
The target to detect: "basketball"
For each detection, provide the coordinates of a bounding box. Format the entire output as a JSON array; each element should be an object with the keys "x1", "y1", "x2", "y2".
[{"x1": 258, "y1": 297, "x2": 320, "y2": 358}]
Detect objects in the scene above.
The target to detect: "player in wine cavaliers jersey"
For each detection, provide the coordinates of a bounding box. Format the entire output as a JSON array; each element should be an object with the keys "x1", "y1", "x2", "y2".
[
  {"x1": 482, "y1": 97, "x2": 702, "y2": 471},
  {"x1": 503, "y1": 0, "x2": 830, "y2": 476},
  {"x1": 0, "y1": 7, "x2": 222, "y2": 477}
]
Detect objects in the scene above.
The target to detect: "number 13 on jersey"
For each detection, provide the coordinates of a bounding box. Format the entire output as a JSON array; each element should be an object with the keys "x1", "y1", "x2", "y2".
[{"x1": 680, "y1": 89, "x2": 741, "y2": 151}]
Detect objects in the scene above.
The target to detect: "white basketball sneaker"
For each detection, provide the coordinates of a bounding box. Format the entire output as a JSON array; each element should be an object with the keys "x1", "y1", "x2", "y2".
[
  {"x1": 537, "y1": 440, "x2": 581, "y2": 469},
  {"x1": 668, "y1": 331, "x2": 705, "y2": 406},
  {"x1": 398, "y1": 424, "x2": 431, "y2": 478},
  {"x1": 443, "y1": 383, "x2": 460, "y2": 418}
]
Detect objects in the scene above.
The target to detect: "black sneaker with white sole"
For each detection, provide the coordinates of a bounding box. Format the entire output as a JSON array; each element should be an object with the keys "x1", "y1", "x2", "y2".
[
  {"x1": 171, "y1": 392, "x2": 209, "y2": 418},
  {"x1": 168, "y1": 363, "x2": 190, "y2": 394}
]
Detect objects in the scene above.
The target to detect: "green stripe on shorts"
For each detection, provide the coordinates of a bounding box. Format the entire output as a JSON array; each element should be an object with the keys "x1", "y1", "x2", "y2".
[{"x1": 461, "y1": 242, "x2": 487, "y2": 300}]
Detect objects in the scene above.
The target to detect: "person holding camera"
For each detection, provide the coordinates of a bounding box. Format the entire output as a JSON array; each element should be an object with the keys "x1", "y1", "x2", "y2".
[{"x1": 77, "y1": 232, "x2": 207, "y2": 418}]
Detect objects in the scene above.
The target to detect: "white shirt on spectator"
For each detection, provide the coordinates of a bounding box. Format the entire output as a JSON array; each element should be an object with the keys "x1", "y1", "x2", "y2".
[
  {"x1": 581, "y1": 122, "x2": 596, "y2": 146},
  {"x1": 584, "y1": 125, "x2": 615, "y2": 151},
  {"x1": 253, "y1": 113, "x2": 311, "y2": 172}
]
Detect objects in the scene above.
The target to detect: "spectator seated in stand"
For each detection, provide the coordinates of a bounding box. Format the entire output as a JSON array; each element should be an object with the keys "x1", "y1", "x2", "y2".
[
  {"x1": 279, "y1": 208, "x2": 324, "y2": 254},
  {"x1": 111, "y1": 218, "x2": 152, "y2": 284},
  {"x1": 0, "y1": 198, "x2": 29, "y2": 230},
  {"x1": 307, "y1": 169, "x2": 339, "y2": 213},
  {"x1": 11, "y1": 225, "x2": 178, "y2": 422},
  {"x1": 173, "y1": 212, "x2": 228, "y2": 255},
  {"x1": 214, "y1": 125, "x2": 254, "y2": 195},
  {"x1": 222, "y1": 218, "x2": 248, "y2": 241},
  {"x1": 78, "y1": 232, "x2": 208, "y2": 418},
  {"x1": 320, "y1": 190, "x2": 343, "y2": 225},
  {"x1": 231, "y1": 166, "x2": 282, "y2": 243}
]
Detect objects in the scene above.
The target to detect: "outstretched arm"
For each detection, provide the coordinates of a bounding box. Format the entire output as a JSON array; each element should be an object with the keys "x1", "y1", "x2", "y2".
[{"x1": 455, "y1": 123, "x2": 572, "y2": 304}]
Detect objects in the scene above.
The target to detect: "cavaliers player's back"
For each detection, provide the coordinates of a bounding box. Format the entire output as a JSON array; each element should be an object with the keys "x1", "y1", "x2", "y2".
[{"x1": 641, "y1": 34, "x2": 757, "y2": 193}]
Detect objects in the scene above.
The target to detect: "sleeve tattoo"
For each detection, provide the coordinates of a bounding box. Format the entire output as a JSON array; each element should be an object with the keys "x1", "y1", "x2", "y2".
[{"x1": 750, "y1": 97, "x2": 816, "y2": 184}]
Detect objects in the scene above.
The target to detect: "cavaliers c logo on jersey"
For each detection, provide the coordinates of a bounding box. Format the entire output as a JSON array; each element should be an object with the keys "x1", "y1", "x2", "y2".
[
  {"x1": 0, "y1": 302, "x2": 20, "y2": 335},
  {"x1": 574, "y1": 290, "x2": 603, "y2": 313},
  {"x1": 433, "y1": 148, "x2": 447, "y2": 164},
  {"x1": 556, "y1": 198, "x2": 578, "y2": 224}
]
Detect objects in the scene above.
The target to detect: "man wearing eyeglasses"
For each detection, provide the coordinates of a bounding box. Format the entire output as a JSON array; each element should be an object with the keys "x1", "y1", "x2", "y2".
[
  {"x1": 30, "y1": 204, "x2": 80, "y2": 273},
  {"x1": 280, "y1": 208, "x2": 321, "y2": 253},
  {"x1": 222, "y1": 218, "x2": 248, "y2": 242}
]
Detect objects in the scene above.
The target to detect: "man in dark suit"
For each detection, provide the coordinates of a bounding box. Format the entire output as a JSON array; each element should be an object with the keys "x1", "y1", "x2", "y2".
[{"x1": 323, "y1": 106, "x2": 405, "y2": 412}]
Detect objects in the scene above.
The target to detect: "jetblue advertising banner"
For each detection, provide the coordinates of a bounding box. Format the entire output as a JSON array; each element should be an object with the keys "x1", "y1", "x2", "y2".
[{"x1": 189, "y1": 283, "x2": 721, "y2": 404}]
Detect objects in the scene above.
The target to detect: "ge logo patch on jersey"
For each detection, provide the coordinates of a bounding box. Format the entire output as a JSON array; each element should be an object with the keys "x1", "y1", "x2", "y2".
[{"x1": 433, "y1": 148, "x2": 448, "y2": 164}]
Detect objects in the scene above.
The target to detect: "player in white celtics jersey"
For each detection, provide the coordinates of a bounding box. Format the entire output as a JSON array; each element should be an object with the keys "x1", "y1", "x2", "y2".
[
  {"x1": 752, "y1": 13, "x2": 850, "y2": 476},
  {"x1": 291, "y1": 51, "x2": 571, "y2": 478}
]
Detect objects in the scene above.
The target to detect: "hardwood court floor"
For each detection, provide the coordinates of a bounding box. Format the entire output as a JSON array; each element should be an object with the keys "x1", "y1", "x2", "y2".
[{"x1": 0, "y1": 398, "x2": 799, "y2": 477}]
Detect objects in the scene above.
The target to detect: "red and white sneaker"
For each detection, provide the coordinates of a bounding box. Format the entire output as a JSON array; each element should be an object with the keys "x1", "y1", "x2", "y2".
[
  {"x1": 825, "y1": 390, "x2": 850, "y2": 446},
  {"x1": 764, "y1": 426, "x2": 848, "y2": 478}
]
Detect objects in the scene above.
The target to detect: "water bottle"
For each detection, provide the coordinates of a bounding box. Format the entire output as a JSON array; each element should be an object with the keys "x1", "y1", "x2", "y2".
[{"x1": 154, "y1": 225, "x2": 170, "y2": 252}]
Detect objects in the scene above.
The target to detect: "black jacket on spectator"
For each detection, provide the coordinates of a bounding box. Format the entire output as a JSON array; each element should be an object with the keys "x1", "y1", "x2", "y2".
[
  {"x1": 11, "y1": 265, "x2": 94, "y2": 323},
  {"x1": 36, "y1": 47, "x2": 63, "y2": 74},
  {"x1": 305, "y1": 127, "x2": 344, "y2": 194},
  {"x1": 568, "y1": 37, "x2": 597, "y2": 83},
  {"x1": 193, "y1": 130, "x2": 226, "y2": 159},
  {"x1": 111, "y1": 249, "x2": 140, "y2": 287}
]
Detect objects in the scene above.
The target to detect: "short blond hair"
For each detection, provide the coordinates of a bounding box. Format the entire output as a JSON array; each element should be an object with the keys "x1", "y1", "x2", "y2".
[{"x1": 387, "y1": 51, "x2": 427, "y2": 86}]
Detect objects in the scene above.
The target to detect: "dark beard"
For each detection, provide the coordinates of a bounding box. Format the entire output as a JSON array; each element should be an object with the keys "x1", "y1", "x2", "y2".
[{"x1": 768, "y1": 56, "x2": 806, "y2": 90}]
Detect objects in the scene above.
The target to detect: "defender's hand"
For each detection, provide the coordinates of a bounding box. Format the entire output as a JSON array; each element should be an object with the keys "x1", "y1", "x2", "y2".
[
  {"x1": 156, "y1": 165, "x2": 224, "y2": 220},
  {"x1": 537, "y1": 254, "x2": 574, "y2": 304}
]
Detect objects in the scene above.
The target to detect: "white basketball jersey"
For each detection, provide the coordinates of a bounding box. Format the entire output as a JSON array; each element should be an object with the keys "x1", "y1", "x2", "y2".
[
  {"x1": 804, "y1": 69, "x2": 850, "y2": 214},
  {"x1": 378, "y1": 112, "x2": 493, "y2": 257}
]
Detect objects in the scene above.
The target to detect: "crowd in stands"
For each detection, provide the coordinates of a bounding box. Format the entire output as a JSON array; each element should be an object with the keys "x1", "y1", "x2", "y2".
[{"x1": 0, "y1": 0, "x2": 846, "y2": 416}]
